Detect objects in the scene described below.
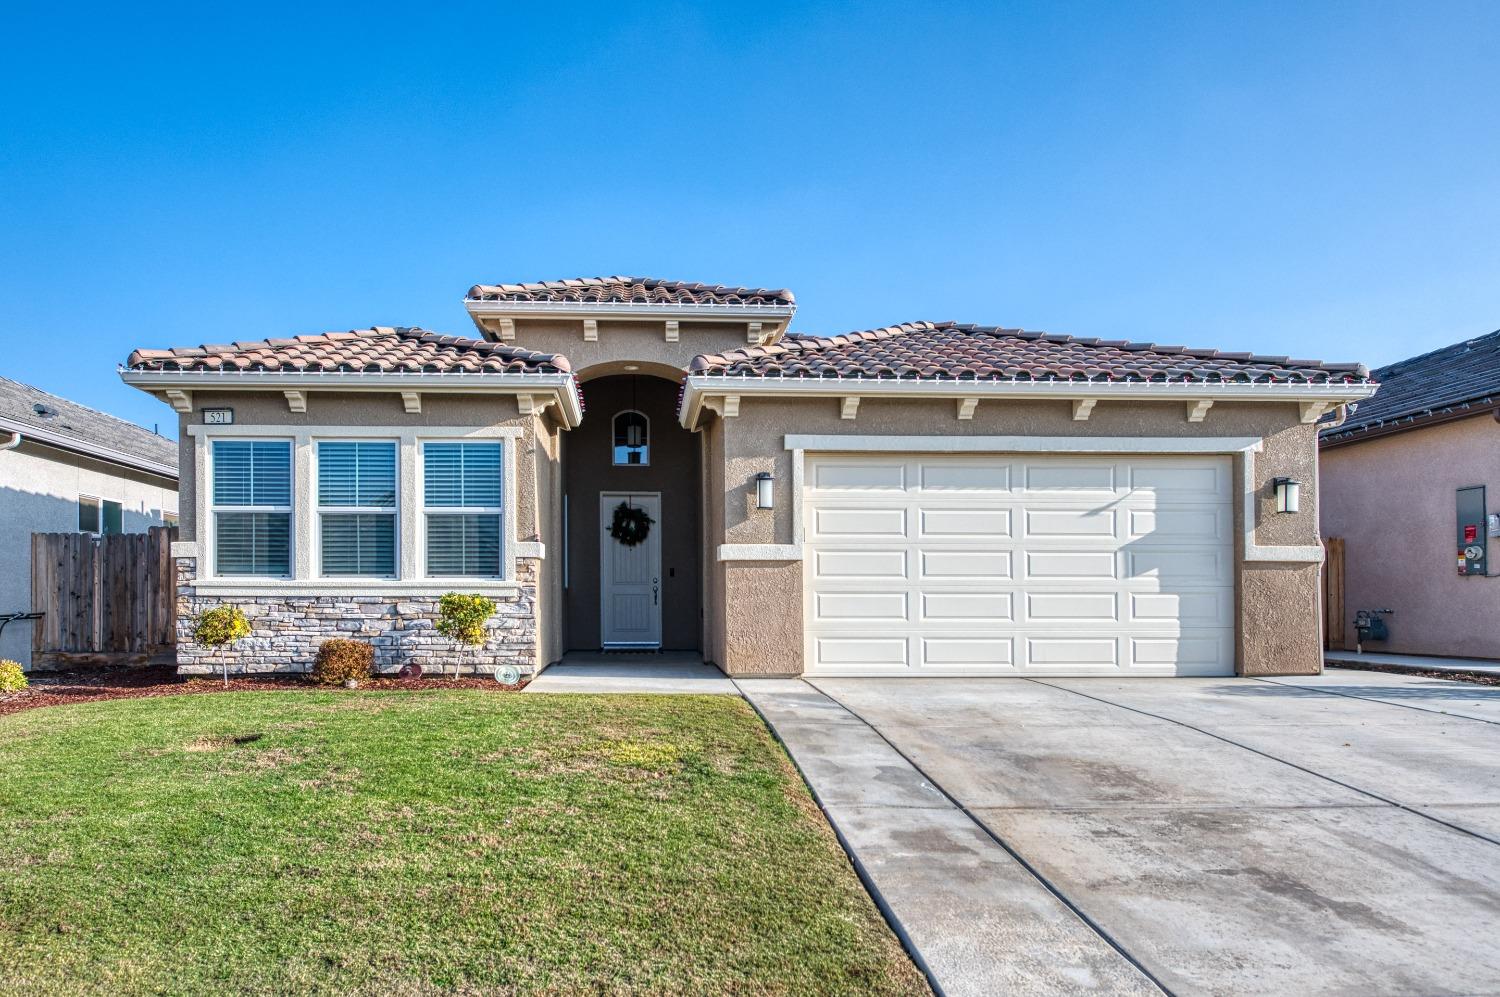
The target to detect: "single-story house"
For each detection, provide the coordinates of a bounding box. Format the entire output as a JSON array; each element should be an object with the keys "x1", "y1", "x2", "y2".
[
  {"x1": 0, "y1": 375, "x2": 179, "y2": 667},
  {"x1": 121, "y1": 276, "x2": 1375, "y2": 678},
  {"x1": 1321, "y1": 329, "x2": 1500, "y2": 658}
]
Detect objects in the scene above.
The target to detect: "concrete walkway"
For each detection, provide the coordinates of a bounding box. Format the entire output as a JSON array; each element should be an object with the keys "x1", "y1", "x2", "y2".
[
  {"x1": 524, "y1": 653, "x2": 737, "y2": 694},
  {"x1": 737, "y1": 678, "x2": 1161, "y2": 997},
  {"x1": 1326, "y1": 648, "x2": 1500, "y2": 678}
]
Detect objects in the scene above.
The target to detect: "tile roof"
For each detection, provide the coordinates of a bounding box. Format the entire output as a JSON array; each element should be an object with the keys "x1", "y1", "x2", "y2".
[
  {"x1": 126, "y1": 327, "x2": 571, "y2": 375},
  {"x1": 690, "y1": 321, "x2": 1372, "y2": 384},
  {"x1": 465, "y1": 276, "x2": 795, "y2": 307},
  {"x1": 1322, "y1": 328, "x2": 1500, "y2": 443},
  {"x1": 0, "y1": 375, "x2": 177, "y2": 473}
]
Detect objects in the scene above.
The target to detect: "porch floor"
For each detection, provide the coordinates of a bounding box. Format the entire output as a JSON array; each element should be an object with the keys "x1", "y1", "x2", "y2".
[{"x1": 525, "y1": 652, "x2": 736, "y2": 694}]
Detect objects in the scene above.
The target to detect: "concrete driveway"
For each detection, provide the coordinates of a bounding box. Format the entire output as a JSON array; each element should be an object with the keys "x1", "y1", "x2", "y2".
[{"x1": 742, "y1": 670, "x2": 1500, "y2": 997}]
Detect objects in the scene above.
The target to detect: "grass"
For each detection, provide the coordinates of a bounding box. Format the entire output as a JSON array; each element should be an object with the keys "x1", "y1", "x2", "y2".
[{"x1": 0, "y1": 690, "x2": 928, "y2": 995}]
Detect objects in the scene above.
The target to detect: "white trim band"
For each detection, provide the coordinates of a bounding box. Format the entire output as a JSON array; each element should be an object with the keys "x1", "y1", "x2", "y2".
[{"x1": 717, "y1": 544, "x2": 801, "y2": 561}]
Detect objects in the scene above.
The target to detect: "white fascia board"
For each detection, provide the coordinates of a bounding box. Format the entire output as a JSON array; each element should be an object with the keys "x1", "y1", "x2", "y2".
[
  {"x1": 679, "y1": 375, "x2": 1378, "y2": 427},
  {"x1": 0, "y1": 416, "x2": 178, "y2": 480},
  {"x1": 465, "y1": 299, "x2": 796, "y2": 323},
  {"x1": 120, "y1": 369, "x2": 583, "y2": 428}
]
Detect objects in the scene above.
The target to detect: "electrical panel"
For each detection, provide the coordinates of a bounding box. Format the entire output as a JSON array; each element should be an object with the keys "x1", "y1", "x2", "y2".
[{"x1": 1457, "y1": 485, "x2": 1487, "y2": 576}]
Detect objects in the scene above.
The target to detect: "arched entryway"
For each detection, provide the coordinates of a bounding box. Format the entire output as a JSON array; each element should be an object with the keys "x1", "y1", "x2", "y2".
[{"x1": 561, "y1": 372, "x2": 702, "y2": 651}]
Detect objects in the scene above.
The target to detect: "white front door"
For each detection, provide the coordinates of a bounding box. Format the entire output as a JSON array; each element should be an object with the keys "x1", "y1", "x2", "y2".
[
  {"x1": 600, "y1": 493, "x2": 663, "y2": 648},
  {"x1": 802, "y1": 454, "x2": 1235, "y2": 677}
]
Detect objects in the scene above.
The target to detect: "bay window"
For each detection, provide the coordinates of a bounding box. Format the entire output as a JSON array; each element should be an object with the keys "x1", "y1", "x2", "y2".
[
  {"x1": 423, "y1": 441, "x2": 503, "y2": 577},
  {"x1": 212, "y1": 440, "x2": 292, "y2": 576},
  {"x1": 318, "y1": 441, "x2": 397, "y2": 577}
]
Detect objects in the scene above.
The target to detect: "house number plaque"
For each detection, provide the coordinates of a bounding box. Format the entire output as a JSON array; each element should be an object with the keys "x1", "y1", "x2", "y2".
[{"x1": 202, "y1": 408, "x2": 234, "y2": 425}]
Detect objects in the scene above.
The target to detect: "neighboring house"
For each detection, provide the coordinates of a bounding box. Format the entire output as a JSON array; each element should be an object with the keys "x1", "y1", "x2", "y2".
[
  {"x1": 0, "y1": 375, "x2": 179, "y2": 667},
  {"x1": 1320, "y1": 329, "x2": 1500, "y2": 658},
  {"x1": 120, "y1": 276, "x2": 1375, "y2": 679}
]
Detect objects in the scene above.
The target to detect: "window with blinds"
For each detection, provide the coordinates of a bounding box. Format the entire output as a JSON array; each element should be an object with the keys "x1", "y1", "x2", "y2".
[
  {"x1": 212, "y1": 440, "x2": 292, "y2": 576},
  {"x1": 423, "y1": 441, "x2": 503, "y2": 577},
  {"x1": 318, "y1": 441, "x2": 397, "y2": 576}
]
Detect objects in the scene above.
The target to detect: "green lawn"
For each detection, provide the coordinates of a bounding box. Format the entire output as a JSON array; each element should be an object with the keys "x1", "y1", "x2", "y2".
[{"x1": 0, "y1": 691, "x2": 927, "y2": 995}]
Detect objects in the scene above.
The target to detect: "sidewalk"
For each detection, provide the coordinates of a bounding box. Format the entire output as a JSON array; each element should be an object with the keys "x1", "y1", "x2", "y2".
[{"x1": 1325, "y1": 649, "x2": 1500, "y2": 679}]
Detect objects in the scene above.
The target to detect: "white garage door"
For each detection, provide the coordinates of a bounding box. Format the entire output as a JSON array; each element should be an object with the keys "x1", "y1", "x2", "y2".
[{"x1": 803, "y1": 454, "x2": 1235, "y2": 676}]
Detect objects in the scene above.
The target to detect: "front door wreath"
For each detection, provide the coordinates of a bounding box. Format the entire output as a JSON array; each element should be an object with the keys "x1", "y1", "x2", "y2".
[{"x1": 609, "y1": 501, "x2": 654, "y2": 547}]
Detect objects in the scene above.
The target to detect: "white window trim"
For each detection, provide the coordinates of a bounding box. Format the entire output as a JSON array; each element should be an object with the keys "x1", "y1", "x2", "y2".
[
  {"x1": 187, "y1": 424, "x2": 528, "y2": 595},
  {"x1": 611, "y1": 409, "x2": 651, "y2": 467},
  {"x1": 314, "y1": 438, "x2": 400, "y2": 580},
  {"x1": 418, "y1": 437, "x2": 512, "y2": 583},
  {"x1": 207, "y1": 436, "x2": 295, "y2": 580}
]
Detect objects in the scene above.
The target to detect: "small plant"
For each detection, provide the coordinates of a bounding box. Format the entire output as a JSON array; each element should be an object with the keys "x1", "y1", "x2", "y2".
[
  {"x1": 0, "y1": 659, "x2": 27, "y2": 693},
  {"x1": 436, "y1": 593, "x2": 496, "y2": 678},
  {"x1": 311, "y1": 638, "x2": 375, "y2": 687},
  {"x1": 192, "y1": 605, "x2": 252, "y2": 688}
]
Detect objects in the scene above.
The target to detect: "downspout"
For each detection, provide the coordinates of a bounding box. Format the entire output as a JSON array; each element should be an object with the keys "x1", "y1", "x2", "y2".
[{"x1": 0, "y1": 431, "x2": 20, "y2": 451}]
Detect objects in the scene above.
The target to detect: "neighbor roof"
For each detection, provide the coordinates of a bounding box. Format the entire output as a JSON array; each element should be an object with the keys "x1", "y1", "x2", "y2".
[
  {"x1": 0, "y1": 375, "x2": 177, "y2": 476},
  {"x1": 690, "y1": 321, "x2": 1372, "y2": 384},
  {"x1": 126, "y1": 327, "x2": 571, "y2": 375},
  {"x1": 1321, "y1": 328, "x2": 1500, "y2": 445},
  {"x1": 465, "y1": 276, "x2": 795, "y2": 308}
]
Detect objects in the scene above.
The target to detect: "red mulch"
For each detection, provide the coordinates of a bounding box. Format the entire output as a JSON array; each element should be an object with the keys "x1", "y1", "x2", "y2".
[
  {"x1": 1331, "y1": 663, "x2": 1500, "y2": 687},
  {"x1": 0, "y1": 666, "x2": 526, "y2": 718}
]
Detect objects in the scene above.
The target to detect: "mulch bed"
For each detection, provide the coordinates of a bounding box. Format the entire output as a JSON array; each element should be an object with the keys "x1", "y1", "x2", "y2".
[
  {"x1": 0, "y1": 666, "x2": 525, "y2": 718},
  {"x1": 1330, "y1": 663, "x2": 1500, "y2": 687}
]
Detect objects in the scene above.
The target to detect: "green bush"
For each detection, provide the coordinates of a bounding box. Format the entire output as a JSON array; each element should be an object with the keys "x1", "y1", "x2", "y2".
[
  {"x1": 436, "y1": 593, "x2": 496, "y2": 647},
  {"x1": 193, "y1": 606, "x2": 251, "y2": 647},
  {"x1": 0, "y1": 659, "x2": 27, "y2": 693},
  {"x1": 311, "y1": 639, "x2": 375, "y2": 686}
]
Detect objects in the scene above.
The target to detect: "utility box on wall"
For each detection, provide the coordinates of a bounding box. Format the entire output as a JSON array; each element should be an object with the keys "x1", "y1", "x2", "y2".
[{"x1": 1457, "y1": 485, "x2": 1487, "y2": 576}]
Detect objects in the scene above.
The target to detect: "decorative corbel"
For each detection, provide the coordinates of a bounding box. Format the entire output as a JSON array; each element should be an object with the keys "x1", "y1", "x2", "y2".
[
  {"x1": 583, "y1": 319, "x2": 598, "y2": 342},
  {"x1": 747, "y1": 321, "x2": 763, "y2": 345},
  {"x1": 703, "y1": 395, "x2": 740, "y2": 418},
  {"x1": 1072, "y1": 398, "x2": 1097, "y2": 421},
  {"x1": 1186, "y1": 399, "x2": 1213, "y2": 423},
  {"x1": 664, "y1": 320, "x2": 679, "y2": 343},
  {"x1": 164, "y1": 389, "x2": 192, "y2": 414},
  {"x1": 400, "y1": 391, "x2": 421, "y2": 414},
  {"x1": 494, "y1": 317, "x2": 515, "y2": 341},
  {"x1": 840, "y1": 396, "x2": 860, "y2": 420},
  {"x1": 957, "y1": 397, "x2": 979, "y2": 420},
  {"x1": 283, "y1": 390, "x2": 307, "y2": 414},
  {"x1": 517, "y1": 394, "x2": 557, "y2": 418},
  {"x1": 1300, "y1": 400, "x2": 1334, "y2": 424}
]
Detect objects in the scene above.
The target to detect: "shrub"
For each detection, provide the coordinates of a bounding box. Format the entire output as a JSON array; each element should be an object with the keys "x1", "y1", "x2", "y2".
[
  {"x1": 436, "y1": 593, "x2": 496, "y2": 647},
  {"x1": 193, "y1": 606, "x2": 251, "y2": 647},
  {"x1": 311, "y1": 639, "x2": 375, "y2": 686},
  {"x1": 0, "y1": 659, "x2": 27, "y2": 693}
]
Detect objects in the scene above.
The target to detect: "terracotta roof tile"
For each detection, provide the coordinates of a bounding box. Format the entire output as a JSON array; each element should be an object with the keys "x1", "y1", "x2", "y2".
[
  {"x1": 126, "y1": 327, "x2": 570, "y2": 375},
  {"x1": 465, "y1": 276, "x2": 795, "y2": 307},
  {"x1": 690, "y1": 321, "x2": 1371, "y2": 384}
]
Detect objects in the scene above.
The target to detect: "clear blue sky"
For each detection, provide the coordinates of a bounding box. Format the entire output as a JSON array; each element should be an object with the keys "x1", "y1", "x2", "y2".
[{"x1": 3, "y1": 1, "x2": 1498, "y2": 438}]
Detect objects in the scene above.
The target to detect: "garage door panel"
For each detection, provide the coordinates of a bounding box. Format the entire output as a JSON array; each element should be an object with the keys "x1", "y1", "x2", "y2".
[
  {"x1": 921, "y1": 591, "x2": 1014, "y2": 622},
  {"x1": 921, "y1": 637, "x2": 1015, "y2": 668},
  {"x1": 811, "y1": 506, "x2": 908, "y2": 538},
  {"x1": 921, "y1": 549, "x2": 1013, "y2": 580},
  {"x1": 1024, "y1": 462, "x2": 1117, "y2": 492},
  {"x1": 1025, "y1": 550, "x2": 1117, "y2": 580},
  {"x1": 811, "y1": 548, "x2": 908, "y2": 581},
  {"x1": 919, "y1": 507, "x2": 1012, "y2": 537},
  {"x1": 1026, "y1": 591, "x2": 1119, "y2": 623},
  {"x1": 919, "y1": 459, "x2": 1012, "y2": 491},
  {"x1": 804, "y1": 454, "x2": 1233, "y2": 677}
]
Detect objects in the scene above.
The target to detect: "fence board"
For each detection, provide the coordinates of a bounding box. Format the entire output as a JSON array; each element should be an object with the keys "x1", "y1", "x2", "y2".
[
  {"x1": 1322, "y1": 537, "x2": 1346, "y2": 650},
  {"x1": 30, "y1": 527, "x2": 178, "y2": 664}
]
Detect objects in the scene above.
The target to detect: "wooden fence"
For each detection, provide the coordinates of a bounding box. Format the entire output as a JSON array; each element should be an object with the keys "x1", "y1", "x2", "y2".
[
  {"x1": 1322, "y1": 537, "x2": 1346, "y2": 650},
  {"x1": 31, "y1": 526, "x2": 178, "y2": 666}
]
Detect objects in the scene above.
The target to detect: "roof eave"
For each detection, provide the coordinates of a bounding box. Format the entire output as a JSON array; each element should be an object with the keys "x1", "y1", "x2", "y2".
[
  {"x1": 119, "y1": 368, "x2": 585, "y2": 429},
  {"x1": 677, "y1": 375, "x2": 1379, "y2": 429},
  {"x1": 0, "y1": 416, "x2": 177, "y2": 480},
  {"x1": 464, "y1": 297, "x2": 797, "y2": 330}
]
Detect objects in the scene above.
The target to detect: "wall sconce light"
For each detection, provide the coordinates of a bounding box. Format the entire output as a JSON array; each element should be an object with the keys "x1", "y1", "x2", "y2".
[
  {"x1": 755, "y1": 471, "x2": 774, "y2": 510},
  {"x1": 1274, "y1": 477, "x2": 1301, "y2": 514}
]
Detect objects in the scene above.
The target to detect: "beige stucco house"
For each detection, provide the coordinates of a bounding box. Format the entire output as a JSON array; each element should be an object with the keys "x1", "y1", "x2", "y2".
[
  {"x1": 1321, "y1": 329, "x2": 1500, "y2": 658},
  {"x1": 121, "y1": 276, "x2": 1375, "y2": 678}
]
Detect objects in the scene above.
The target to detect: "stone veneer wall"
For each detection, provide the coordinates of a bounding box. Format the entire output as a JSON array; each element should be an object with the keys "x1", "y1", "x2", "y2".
[{"x1": 173, "y1": 557, "x2": 539, "y2": 676}]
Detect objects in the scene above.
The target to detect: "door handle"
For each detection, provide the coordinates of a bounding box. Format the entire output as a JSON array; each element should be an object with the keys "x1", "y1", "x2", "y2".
[{"x1": 653, "y1": 577, "x2": 659, "y2": 605}]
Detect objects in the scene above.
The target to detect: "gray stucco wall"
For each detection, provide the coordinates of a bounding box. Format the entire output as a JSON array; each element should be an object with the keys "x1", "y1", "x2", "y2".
[{"x1": 0, "y1": 439, "x2": 177, "y2": 667}]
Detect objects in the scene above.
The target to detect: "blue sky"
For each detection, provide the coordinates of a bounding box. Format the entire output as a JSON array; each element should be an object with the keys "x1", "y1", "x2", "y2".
[{"x1": 3, "y1": 1, "x2": 1498, "y2": 437}]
